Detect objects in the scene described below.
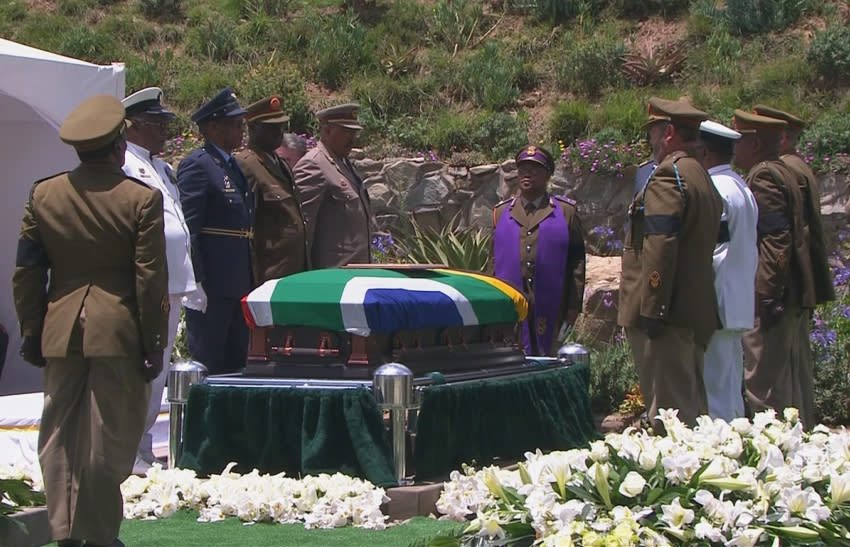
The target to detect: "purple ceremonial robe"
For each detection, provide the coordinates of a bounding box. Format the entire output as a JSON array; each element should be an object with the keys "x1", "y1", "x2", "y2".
[{"x1": 494, "y1": 197, "x2": 569, "y2": 356}]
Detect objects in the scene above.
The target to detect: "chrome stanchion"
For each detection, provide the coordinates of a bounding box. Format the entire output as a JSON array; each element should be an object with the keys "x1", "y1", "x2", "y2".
[
  {"x1": 557, "y1": 342, "x2": 591, "y2": 366},
  {"x1": 373, "y1": 362, "x2": 414, "y2": 485},
  {"x1": 167, "y1": 360, "x2": 208, "y2": 468}
]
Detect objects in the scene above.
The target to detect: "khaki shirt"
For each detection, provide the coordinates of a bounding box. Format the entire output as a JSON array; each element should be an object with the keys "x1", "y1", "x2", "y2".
[
  {"x1": 618, "y1": 150, "x2": 723, "y2": 346},
  {"x1": 293, "y1": 142, "x2": 371, "y2": 269},
  {"x1": 236, "y1": 147, "x2": 307, "y2": 284},
  {"x1": 13, "y1": 164, "x2": 169, "y2": 357}
]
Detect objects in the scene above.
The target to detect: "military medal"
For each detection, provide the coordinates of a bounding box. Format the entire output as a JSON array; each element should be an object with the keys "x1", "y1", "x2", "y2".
[
  {"x1": 536, "y1": 317, "x2": 547, "y2": 335},
  {"x1": 649, "y1": 271, "x2": 662, "y2": 289}
]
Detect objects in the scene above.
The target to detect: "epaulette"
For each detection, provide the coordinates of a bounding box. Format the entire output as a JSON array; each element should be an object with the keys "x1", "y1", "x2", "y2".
[
  {"x1": 29, "y1": 172, "x2": 67, "y2": 200},
  {"x1": 638, "y1": 159, "x2": 653, "y2": 167},
  {"x1": 553, "y1": 195, "x2": 577, "y2": 207},
  {"x1": 124, "y1": 175, "x2": 149, "y2": 187}
]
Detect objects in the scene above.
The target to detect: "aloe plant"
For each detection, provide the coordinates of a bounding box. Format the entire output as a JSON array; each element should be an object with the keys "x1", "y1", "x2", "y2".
[{"x1": 394, "y1": 217, "x2": 492, "y2": 272}]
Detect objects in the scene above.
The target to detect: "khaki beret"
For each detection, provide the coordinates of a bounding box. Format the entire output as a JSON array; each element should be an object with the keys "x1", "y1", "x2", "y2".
[
  {"x1": 316, "y1": 103, "x2": 362, "y2": 130},
  {"x1": 752, "y1": 104, "x2": 806, "y2": 130},
  {"x1": 59, "y1": 95, "x2": 127, "y2": 151},
  {"x1": 244, "y1": 96, "x2": 290, "y2": 124},
  {"x1": 733, "y1": 109, "x2": 788, "y2": 134},
  {"x1": 645, "y1": 97, "x2": 708, "y2": 128}
]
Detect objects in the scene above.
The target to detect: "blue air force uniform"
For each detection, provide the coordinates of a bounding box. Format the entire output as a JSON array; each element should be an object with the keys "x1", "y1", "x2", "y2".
[{"x1": 178, "y1": 88, "x2": 254, "y2": 374}]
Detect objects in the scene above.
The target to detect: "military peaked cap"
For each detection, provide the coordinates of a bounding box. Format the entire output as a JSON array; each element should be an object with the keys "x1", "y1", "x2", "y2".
[
  {"x1": 244, "y1": 96, "x2": 290, "y2": 124},
  {"x1": 645, "y1": 97, "x2": 708, "y2": 128},
  {"x1": 191, "y1": 87, "x2": 247, "y2": 124},
  {"x1": 59, "y1": 95, "x2": 127, "y2": 151},
  {"x1": 699, "y1": 120, "x2": 741, "y2": 141},
  {"x1": 515, "y1": 145, "x2": 555, "y2": 174},
  {"x1": 752, "y1": 104, "x2": 807, "y2": 130},
  {"x1": 122, "y1": 87, "x2": 175, "y2": 119},
  {"x1": 733, "y1": 109, "x2": 788, "y2": 134},
  {"x1": 316, "y1": 103, "x2": 363, "y2": 130}
]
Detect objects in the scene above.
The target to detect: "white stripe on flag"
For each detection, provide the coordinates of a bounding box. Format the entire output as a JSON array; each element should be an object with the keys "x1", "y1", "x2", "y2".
[
  {"x1": 339, "y1": 277, "x2": 478, "y2": 335},
  {"x1": 245, "y1": 279, "x2": 279, "y2": 327}
]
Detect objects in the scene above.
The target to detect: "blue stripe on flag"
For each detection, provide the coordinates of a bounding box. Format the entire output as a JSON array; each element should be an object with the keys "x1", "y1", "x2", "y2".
[{"x1": 363, "y1": 289, "x2": 464, "y2": 331}]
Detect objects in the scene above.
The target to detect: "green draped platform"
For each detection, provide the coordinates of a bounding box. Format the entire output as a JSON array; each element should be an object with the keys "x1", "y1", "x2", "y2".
[{"x1": 179, "y1": 364, "x2": 598, "y2": 486}]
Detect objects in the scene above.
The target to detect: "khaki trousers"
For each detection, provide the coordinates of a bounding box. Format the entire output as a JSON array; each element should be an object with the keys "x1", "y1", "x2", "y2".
[
  {"x1": 627, "y1": 326, "x2": 708, "y2": 430},
  {"x1": 743, "y1": 306, "x2": 800, "y2": 422},
  {"x1": 791, "y1": 310, "x2": 816, "y2": 429},
  {"x1": 40, "y1": 354, "x2": 149, "y2": 545}
]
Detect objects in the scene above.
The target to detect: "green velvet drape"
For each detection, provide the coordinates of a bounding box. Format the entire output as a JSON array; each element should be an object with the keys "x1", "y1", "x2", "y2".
[
  {"x1": 413, "y1": 363, "x2": 599, "y2": 479},
  {"x1": 179, "y1": 386, "x2": 397, "y2": 487},
  {"x1": 179, "y1": 364, "x2": 598, "y2": 485}
]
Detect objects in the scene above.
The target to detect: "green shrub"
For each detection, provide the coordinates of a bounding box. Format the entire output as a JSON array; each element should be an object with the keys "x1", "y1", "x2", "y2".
[
  {"x1": 582, "y1": 336, "x2": 639, "y2": 416},
  {"x1": 589, "y1": 90, "x2": 646, "y2": 143},
  {"x1": 387, "y1": 115, "x2": 431, "y2": 154},
  {"x1": 160, "y1": 24, "x2": 183, "y2": 44},
  {"x1": 471, "y1": 112, "x2": 529, "y2": 162},
  {"x1": 426, "y1": 110, "x2": 481, "y2": 156},
  {"x1": 125, "y1": 51, "x2": 170, "y2": 94},
  {"x1": 554, "y1": 32, "x2": 625, "y2": 96},
  {"x1": 368, "y1": 0, "x2": 427, "y2": 48},
  {"x1": 59, "y1": 26, "x2": 124, "y2": 64},
  {"x1": 428, "y1": 0, "x2": 489, "y2": 53},
  {"x1": 459, "y1": 42, "x2": 524, "y2": 110},
  {"x1": 725, "y1": 0, "x2": 806, "y2": 36},
  {"x1": 185, "y1": 17, "x2": 239, "y2": 62},
  {"x1": 533, "y1": 0, "x2": 600, "y2": 24},
  {"x1": 225, "y1": 0, "x2": 291, "y2": 18},
  {"x1": 58, "y1": 0, "x2": 94, "y2": 16},
  {"x1": 138, "y1": 0, "x2": 182, "y2": 19},
  {"x1": 0, "y1": 0, "x2": 27, "y2": 22},
  {"x1": 12, "y1": 13, "x2": 69, "y2": 52},
  {"x1": 350, "y1": 73, "x2": 430, "y2": 120},
  {"x1": 168, "y1": 59, "x2": 242, "y2": 111},
  {"x1": 751, "y1": 54, "x2": 813, "y2": 96},
  {"x1": 549, "y1": 100, "x2": 592, "y2": 144},
  {"x1": 610, "y1": 0, "x2": 690, "y2": 19},
  {"x1": 394, "y1": 217, "x2": 492, "y2": 271},
  {"x1": 807, "y1": 25, "x2": 850, "y2": 86},
  {"x1": 238, "y1": 61, "x2": 313, "y2": 134},
  {"x1": 686, "y1": 0, "x2": 726, "y2": 40},
  {"x1": 686, "y1": 28, "x2": 744, "y2": 85},
  {"x1": 309, "y1": 11, "x2": 376, "y2": 90},
  {"x1": 799, "y1": 106, "x2": 850, "y2": 174},
  {"x1": 99, "y1": 14, "x2": 159, "y2": 50}
]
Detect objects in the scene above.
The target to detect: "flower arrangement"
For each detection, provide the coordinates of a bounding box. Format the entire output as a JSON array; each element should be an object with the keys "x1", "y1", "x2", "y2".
[
  {"x1": 559, "y1": 139, "x2": 650, "y2": 179},
  {"x1": 121, "y1": 463, "x2": 389, "y2": 529},
  {"x1": 435, "y1": 409, "x2": 850, "y2": 546}
]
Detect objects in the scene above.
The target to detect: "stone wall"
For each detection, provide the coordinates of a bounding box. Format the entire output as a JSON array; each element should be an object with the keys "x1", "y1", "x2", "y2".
[{"x1": 355, "y1": 150, "x2": 850, "y2": 257}]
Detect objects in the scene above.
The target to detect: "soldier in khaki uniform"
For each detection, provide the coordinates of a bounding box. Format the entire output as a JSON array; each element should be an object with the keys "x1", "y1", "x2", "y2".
[
  {"x1": 294, "y1": 103, "x2": 372, "y2": 269},
  {"x1": 753, "y1": 105, "x2": 833, "y2": 428},
  {"x1": 733, "y1": 110, "x2": 817, "y2": 427},
  {"x1": 618, "y1": 97, "x2": 723, "y2": 430},
  {"x1": 492, "y1": 145, "x2": 586, "y2": 356},
  {"x1": 235, "y1": 96, "x2": 307, "y2": 284},
  {"x1": 12, "y1": 95, "x2": 168, "y2": 547}
]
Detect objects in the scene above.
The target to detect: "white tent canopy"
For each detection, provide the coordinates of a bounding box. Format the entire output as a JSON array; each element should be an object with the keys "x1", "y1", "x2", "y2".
[{"x1": 0, "y1": 38, "x2": 125, "y2": 395}]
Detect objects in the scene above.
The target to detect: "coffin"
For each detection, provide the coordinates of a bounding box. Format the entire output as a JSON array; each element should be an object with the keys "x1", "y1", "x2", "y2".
[{"x1": 240, "y1": 266, "x2": 529, "y2": 378}]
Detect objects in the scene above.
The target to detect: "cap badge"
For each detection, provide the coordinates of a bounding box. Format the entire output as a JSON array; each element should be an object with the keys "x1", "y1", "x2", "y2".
[{"x1": 270, "y1": 97, "x2": 281, "y2": 110}]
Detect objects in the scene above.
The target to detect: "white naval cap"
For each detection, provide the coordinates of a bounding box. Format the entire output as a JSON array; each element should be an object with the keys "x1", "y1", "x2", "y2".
[{"x1": 699, "y1": 120, "x2": 741, "y2": 141}]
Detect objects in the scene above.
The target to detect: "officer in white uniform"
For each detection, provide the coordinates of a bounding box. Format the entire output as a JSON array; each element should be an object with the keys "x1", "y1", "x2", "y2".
[
  {"x1": 698, "y1": 120, "x2": 759, "y2": 422},
  {"x1": 122, "y1": 87, "x2": 198, "y2": 473}
]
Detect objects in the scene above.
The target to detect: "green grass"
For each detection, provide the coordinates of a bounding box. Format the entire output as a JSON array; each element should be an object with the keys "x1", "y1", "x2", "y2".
[{"x1": 120, "y1": 512, "x2": 463, "y2": 547}]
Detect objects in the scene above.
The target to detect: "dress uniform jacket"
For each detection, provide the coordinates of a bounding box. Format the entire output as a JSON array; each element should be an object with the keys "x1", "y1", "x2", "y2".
[
  {"x1": 492, "y1": 195, "x2": 586, "y2": 356},
  {"x1": 235, "y1": 147, "x2": 306, "y2": 283},
  {"x1": 746, "y1": 160, "x2": 815, "y2": 309},
  {"x1": 14, "y1": 164, "x2": 169, "y2": 357},
  {"x1": 178, "y1": 143, "x2": 254, "y2": 299},
  {"x1": 293, "y1": 141, "x2": 371, "y2": 269},
  {"x1": 13, "y1": 163, "x2": 168, "y2": 544},
  {"x1": 618, "y1": 150, "x2": 723, "y2": 347},
  {"x1": 781, "y1": 153, "x2": 834, "y2": 303}
]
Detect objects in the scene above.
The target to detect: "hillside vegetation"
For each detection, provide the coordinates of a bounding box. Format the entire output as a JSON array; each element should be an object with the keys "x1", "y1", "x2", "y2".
[{"x1": 2, "y1": 0, "x2": 849, "y2": 169}]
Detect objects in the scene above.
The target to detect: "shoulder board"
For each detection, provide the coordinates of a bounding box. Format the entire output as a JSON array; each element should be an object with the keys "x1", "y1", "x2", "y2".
[
  {"x1": 553, "y1": 195, "x2": 576, "y2": 206},
  {"x1": 29, "y1": 172, "x2": 68, "y2": 199},
  {"x1": 494, "y1": 197, "x2": 513, "y2": 209},
  {"x1": 638, "y1": 159, "x2": 653, "y2": 167}
]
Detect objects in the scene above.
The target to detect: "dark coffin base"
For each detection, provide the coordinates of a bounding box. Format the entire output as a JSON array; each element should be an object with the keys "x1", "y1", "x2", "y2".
[{"x1": 244, "y1": 324, "x2": 526, "y2": 378}]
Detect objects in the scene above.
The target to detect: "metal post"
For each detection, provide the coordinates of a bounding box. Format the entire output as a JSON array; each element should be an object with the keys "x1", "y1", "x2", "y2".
[
  {"x1": 373, "y1": 362, "x2": 414, "y2": 485},
  {"x1": 167, "y1": 360, "x2": 208, "y2": 468},
  {"x1": 557, "y1": 342, "x2": 591, "y2": 366}
]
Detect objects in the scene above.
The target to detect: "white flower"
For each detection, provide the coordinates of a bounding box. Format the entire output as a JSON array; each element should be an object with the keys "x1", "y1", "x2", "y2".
[
  {"x1": 659, "y1": 497, "x2": 694, "y2": 530},
  {"x1": 618, "y1": 471, "x2": 646, "y2": 498},
  {"x1": 776, "y1": 486, "x2": 831, "y2": 523},
  {"x1": 830, "y1": 472, "x2": 850, "y2": 505},
  {"x1": 694, "y1": 517, "x2": 724, "y2": 542}
]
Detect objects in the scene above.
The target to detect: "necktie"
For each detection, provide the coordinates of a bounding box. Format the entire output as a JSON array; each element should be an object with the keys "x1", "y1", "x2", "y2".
[{"x1": 525, "y1": 202, "x2": 536, "y2": 215}]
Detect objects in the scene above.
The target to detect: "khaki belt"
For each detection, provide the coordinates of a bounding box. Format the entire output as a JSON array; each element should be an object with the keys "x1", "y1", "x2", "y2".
[{"x1": 200, "y1": 227, "x2": 254, "y2": 240}]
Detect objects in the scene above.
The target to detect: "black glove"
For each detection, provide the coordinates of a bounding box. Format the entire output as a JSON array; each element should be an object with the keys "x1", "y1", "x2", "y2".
[
  {"x1": 20, "y1": 336, "x2": 45, "y2": 368},
  {"x1": 758, "y1": 298, "x2": 784, "y2": 330},
  {"x1": 639, "y1": 316, "x2": 666, "y2": 340},
  {"x1": 142, "y1": 352, "x2": 164, "y2": 382}
]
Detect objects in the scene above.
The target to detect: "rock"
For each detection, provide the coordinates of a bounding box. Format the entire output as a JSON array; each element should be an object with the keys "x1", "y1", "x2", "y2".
[
  {"x1": 367, "y1": 182, "x2": 398, "y2": 213},
  {"x1": 469, "y1": 164, "x2": 499, "y2": 176},
  {"x1": 576, "y1": 255, "x2": 621, "y2": 343},
  {"x1": 406, "y1": 173, "x2": 451, "y2": 210}
]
